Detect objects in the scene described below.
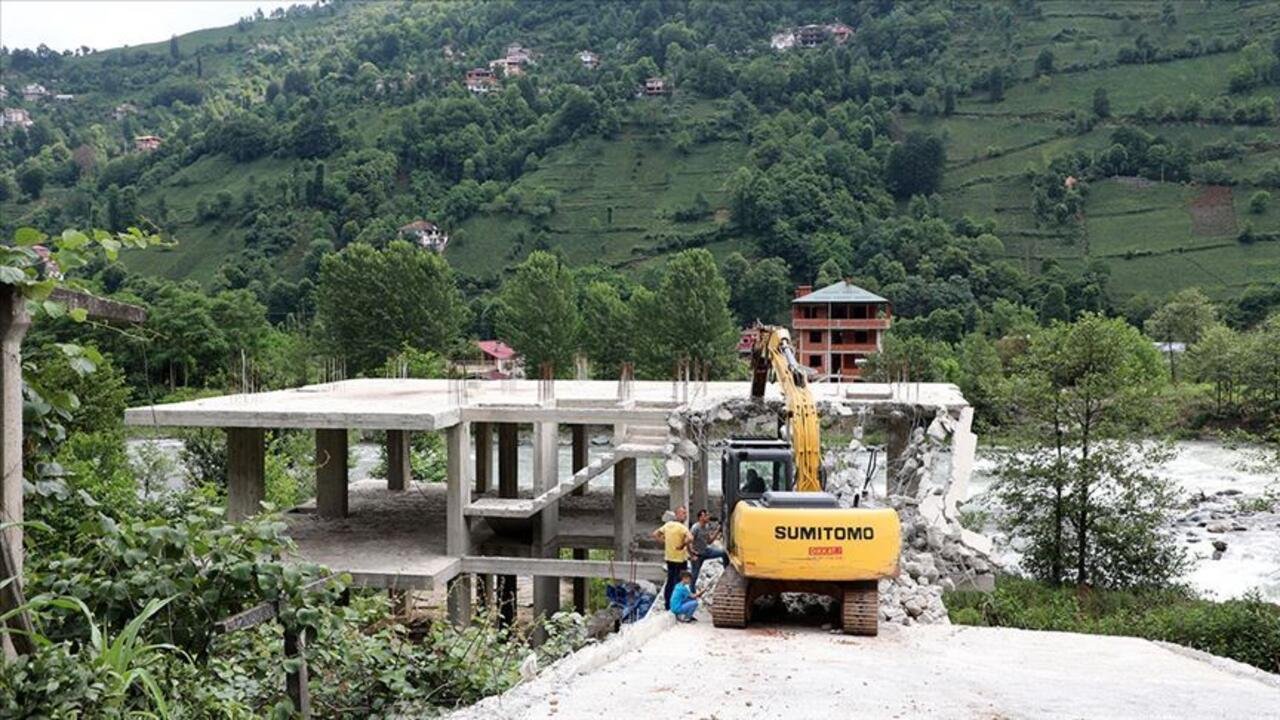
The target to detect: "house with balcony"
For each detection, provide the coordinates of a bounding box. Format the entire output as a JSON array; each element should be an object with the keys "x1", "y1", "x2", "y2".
[
  {"x1": 791, "y1": 280, "x2": 892, "y2": 381},
  {"x1": 465, "y1": 68, "x2": 498, "y2": 94}
]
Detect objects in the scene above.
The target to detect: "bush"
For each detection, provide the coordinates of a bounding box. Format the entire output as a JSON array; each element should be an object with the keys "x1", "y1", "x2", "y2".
[
  {"x1": 1249, "y1": 190, "x2": 1271, "y2": 214},
  {"x1": 947, "y1": 577, "x2": 1280, "y2": 673}
]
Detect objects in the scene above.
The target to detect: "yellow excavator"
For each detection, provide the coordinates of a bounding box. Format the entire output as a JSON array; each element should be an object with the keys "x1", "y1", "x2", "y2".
[{"x1": 710, "y1": 326, "x2": 901, "y2": 635}]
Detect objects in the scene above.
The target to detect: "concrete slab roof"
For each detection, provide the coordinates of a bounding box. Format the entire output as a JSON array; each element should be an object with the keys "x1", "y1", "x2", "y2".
[{"x1": 124, "y1": 378, "x2": 968, "y2": 431}]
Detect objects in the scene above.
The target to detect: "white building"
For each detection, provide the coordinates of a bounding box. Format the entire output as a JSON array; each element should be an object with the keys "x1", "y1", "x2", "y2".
[
  {"x1": 399, "y1": 220, "x2": 449, "y2": 252},
  {"x1": 22, "y1": 83, "x2": 50, "y2": 101},
  {"x1": 1, "y1": 108, "x2": 34, "y2": 129}
]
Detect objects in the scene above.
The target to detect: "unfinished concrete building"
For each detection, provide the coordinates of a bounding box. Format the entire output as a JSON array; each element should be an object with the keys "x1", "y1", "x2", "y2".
[{"x1": 125, "y1": 377, "x2": 988, "y2": 628}]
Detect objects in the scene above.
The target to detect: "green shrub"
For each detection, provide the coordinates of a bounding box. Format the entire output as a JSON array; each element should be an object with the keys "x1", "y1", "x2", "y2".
[{"x1": 947, "y1": 577, "x2": 1280, "y2": 673}]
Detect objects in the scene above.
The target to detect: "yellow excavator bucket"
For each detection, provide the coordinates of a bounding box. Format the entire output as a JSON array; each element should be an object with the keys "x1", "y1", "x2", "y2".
[{"x1": 730, "y1": 502, "x2": 900, "y2": 581}]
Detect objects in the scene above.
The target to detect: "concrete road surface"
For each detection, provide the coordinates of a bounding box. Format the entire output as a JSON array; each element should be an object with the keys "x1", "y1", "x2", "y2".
[{"x1": 458, "y1": 621, "x2": 1280, "y2": 719}]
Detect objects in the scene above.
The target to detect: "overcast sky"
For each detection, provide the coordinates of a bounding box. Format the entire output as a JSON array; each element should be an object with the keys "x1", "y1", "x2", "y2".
[{"x1": 1, "y1": 1, "x2": 299, "y2": 52}]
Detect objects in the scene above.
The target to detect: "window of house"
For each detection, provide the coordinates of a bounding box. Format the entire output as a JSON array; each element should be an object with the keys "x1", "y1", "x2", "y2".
[
  {"x1": 854, "y1": 330, "x2": 868, "y2": 344},
  {"x1": 809, "y1": 331, "x2": 821, "y2": 343},
  {"x1": 831, "y1": 330, "x2": 844, "y2": 344},
  {"x1": 831, "y1": 355, "x2": 843, "y2": 370},
  {"x1": 832, "y1": 304, "x2": 849, "y2": 319},
  {"x1": 809, "y1": 355, "x2": 822, "y2": 368}
]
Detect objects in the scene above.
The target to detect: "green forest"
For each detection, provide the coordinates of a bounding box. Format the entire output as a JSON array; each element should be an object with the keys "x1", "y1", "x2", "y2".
[{"x1": 3, "y1": 0, "x2": 1280, "y2": 715}]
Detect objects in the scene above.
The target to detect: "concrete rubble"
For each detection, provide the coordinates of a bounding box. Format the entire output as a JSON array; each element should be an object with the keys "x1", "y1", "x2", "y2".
[{"x1": 662, "y1": 394, "x2": 999, "y2": 627}]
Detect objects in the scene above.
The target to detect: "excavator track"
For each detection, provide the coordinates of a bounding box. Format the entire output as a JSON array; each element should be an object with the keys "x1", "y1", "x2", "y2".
[
  {"x1": 841, "y1": 582, "x2": 879, "y2": 636},
  {"x1": 710, "y1": 565, "x2": 749, "y2": 628}
]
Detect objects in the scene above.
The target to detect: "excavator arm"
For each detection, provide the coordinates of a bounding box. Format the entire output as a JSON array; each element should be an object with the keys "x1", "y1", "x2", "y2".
[{"x1": 750, "y1": 326, "x2": 821, "y2": 492}]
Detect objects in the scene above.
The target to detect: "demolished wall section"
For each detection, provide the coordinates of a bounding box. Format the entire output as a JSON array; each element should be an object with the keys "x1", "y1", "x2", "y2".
[{"x1": 660, "y1": 393, "x2": 999, "y2": 626}]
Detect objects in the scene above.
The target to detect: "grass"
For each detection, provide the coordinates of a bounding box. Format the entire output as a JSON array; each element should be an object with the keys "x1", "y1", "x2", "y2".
[
  {"x1": 946, "y1": 575, "x2": 1280, "y2": 674},
  {"x1": 447, "y1": 132, "x2": 749, "y2": 278},
  {"x1": 959, "y1": 52, "x2": 1246, "y2": 117}
]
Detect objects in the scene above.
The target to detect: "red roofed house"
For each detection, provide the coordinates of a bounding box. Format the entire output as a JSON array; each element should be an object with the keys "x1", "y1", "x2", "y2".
[
  {"x1": 791, "y1": 280, "x2": 892, "y2": 381},
  {"x1": 475, "y1": 340, "x2": 519, "y2": 378},
  {"x1": 465, "y1": 68, "x2": 498, "y2": 94},
  {"x1": 643, "y1": 77, "x2": 667, "y2": 96},
  {"x1": 133, "y1": 135, "x2": 163, "y2": 152}
]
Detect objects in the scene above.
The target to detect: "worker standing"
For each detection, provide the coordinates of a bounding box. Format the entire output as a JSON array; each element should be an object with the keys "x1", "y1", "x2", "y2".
[
  {"x1": 652, "y1": 505, "x2": 693, "y2": 609},
  {"x1": 689, "y1": 509, "x2": 727, "y2": 591}
]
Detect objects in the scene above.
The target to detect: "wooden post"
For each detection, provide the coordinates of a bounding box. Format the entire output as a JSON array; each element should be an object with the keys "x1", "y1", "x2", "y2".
[
  {"x1": 386, "y1": 430, "x2": 410, "y2": 491},
  {"x1": 474, "y1": 422, "x2": 492, "y2": 494},
  {"x1": 613, "y1": 457, "x2": 637, "y2": 560},
  {"x1": 315, "y1": 429, "x2": 348, "y2": 519},
  {"x1": 226, "y1": 428, "x2": 265, "y2": 521},
  {"x1": 284, "y1": 626, "x2": 311, "y2": 717}
]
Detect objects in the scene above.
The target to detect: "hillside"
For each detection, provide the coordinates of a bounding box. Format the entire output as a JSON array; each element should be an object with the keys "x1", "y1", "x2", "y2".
[{"x1": 2, "y1": 0, "x2": 1280, "y2": 318}]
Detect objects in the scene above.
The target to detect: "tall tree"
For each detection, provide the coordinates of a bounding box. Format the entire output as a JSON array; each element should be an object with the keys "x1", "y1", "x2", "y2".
[
  {"x1": 996, "y1": 314, "x2": 1181, "y2": 588},
  {"x1": 637, "y1": 249, "x2": 738, "y2": 378},
  {"x1": 1144, "y1": 288, "x2": 1217, "y2": 382},
  {"x1": 316, "y1": 241, "x2": 466, "y2": 374},
  {"x1": 578, "y1": 281, "x2": 635, "y2": 377},
  {"x1": 495, "y1": 251, "x2": 579, "y2": 375}
]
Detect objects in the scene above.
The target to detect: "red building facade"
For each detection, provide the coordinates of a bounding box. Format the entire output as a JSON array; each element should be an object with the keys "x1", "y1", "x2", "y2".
[{"x1": 791, "y1": 281, "x2": 892, "y2": 380}]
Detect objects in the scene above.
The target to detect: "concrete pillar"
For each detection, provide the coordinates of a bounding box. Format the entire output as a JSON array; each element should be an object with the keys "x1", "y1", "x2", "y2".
[
  {"x1": 226, "y1": 428, "x2": 265, "y2": 521},
  {"x1": 386, "y1": 430, "x2": 410, "y2": 491},
  {"x1": 613, "y1": 457, "x2": 637, "y2": 560},
  {"x1": 497, "y1": 423, "x2": 518, "y2": 498},
  {"x1": 692, "y1": 446, "x2": 710, "y2": 518},
  {"x1": 571, "y1": 425, "x2": 589, "y2": 612},
  {"x1": 446, "y1": 423, "x2": 473, "y2": 626},
  {"x1": 570, "y1": 425, "x2": 588, "y2": 497},
  {"x1": 474, "y1": 422, "x2": 492, "y2": 494},
  {"x1": 532, "y1": 422, "x2": 560, "y2": 641},
  {"x1": 668, "y1": 467, "x2": 688, "y2": 514},
  {"x1": 447, "y1": 575, "x2": 473, "y2": 627},
  {"x1": 0, "y1": 287, "x2": 29, "y2": 576},
  {"x1": 315, "y1": 429, "x2": 349, "y2": 519},
  {"x1": 495, "y1": 422, "x2": 519, "y2": 629},
  {"x1": 497, "y1": 573, "x2": 517, "y2": 628},
  {"x1": 886, "y1": 410, "x2": 910, "y2": 496}
]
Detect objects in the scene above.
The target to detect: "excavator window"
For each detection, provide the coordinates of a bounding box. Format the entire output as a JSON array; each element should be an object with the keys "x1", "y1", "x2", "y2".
[{"x1": 739, "y1": 460, "x2": 787, "y2": 495}]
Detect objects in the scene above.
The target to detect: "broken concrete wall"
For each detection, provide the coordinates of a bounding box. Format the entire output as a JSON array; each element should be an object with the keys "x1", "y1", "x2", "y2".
[{"x1": 661, "y1": 392, "x2": 999, "y2": 626}]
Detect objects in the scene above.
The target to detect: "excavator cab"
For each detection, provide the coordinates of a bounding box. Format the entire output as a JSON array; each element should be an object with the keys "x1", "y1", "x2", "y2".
[{"x1": 720, "y1": 438, "x2": 795, "y2": 547}]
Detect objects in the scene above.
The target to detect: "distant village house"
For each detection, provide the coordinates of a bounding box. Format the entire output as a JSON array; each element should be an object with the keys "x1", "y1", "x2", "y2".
[
  {"x1": 578, "y1": 50, "x2": 599, "y2": 69},
  {"x1": 0, "y1": 85, "x2": 9, "y2": 101},
  {"x1": 465, "y1": 67, "x2": 498, "y2": 94},
  {"x1": 471, "y1": 340, "x2": 520, "y2": 379},
  {"x1": 133, "y1": 135, "x2": 163, "y2": 152},
  {"x1": 643, "y1": 77, "x2": 668, "y2": 96},
  {"x1": 1, "y1": 108, "x2": 34, "y2": 129},
  {"x1": 398, "y1": 220, "x2": 449, "y2": 253},
  {"x1": 22, "y1": 83, "x2": 50, "y2": 101},
  {"x1": 772, "y1": 21, "x2": 854, "y2": 51},
  {"x1": 54, "y1": 93, "x2": 75, "y2": 102},
  {"x1": 490, "y1": 44, "x2": 532, "y2": 77},
  {"x1": 113, "y1": 102, "x2": 138, "y2": 120}
]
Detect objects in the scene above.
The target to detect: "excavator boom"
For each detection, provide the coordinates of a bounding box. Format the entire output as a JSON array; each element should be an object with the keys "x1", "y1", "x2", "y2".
[{"x1": 750, "y1": 326, "x2": 821, "y2": 492}]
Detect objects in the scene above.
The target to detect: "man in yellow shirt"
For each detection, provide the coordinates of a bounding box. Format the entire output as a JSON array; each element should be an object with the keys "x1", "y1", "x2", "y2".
[{"x1": 652, "y1": 506, "x2": 693, "y2": 609}]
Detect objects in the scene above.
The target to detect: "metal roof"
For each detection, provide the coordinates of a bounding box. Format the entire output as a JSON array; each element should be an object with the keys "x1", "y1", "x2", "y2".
[{"x1": 791, "y1": 281, "x2": 888, "y2": 304}]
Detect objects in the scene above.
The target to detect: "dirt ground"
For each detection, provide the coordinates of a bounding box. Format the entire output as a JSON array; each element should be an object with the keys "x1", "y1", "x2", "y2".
[
  {"x1": 1189, "y1": 184, "x2": 1236, "y2": 237},
  {"x1": 452, "y1": 620, "x2": 1280, "y2": 720}
]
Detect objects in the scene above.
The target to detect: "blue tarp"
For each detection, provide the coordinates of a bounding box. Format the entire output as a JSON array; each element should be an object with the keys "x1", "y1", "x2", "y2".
[{"x1": 606, "y1": 581, "x2": 654, "y2": 623}]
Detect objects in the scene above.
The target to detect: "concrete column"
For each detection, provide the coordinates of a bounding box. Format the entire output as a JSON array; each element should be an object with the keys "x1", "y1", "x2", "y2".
[
  {"x1": 226, "y1": 428, "x2": 265, "y2": 521},
  {"x1": 886, "y1": 410, "x2": 911, "y2": 496},
  {"x1": 0, "y1": 287, "x2": 29, "y2": 576},
  {"x1": 692, "y1": 446, "x2": 710, "y2": 518},
  {"x1": 613, "y1": 457, "x2": 637, "y2": 560},
  {"x1": 570, "y1": 425, "x2": 588, "y2": 497},
  {"x1": 571, "y1": 425, "x2": 589, "y2": 612},
  {"x1": 497, "y1": 573, "x2": 517, "y2": 628},
  {"x1": 447, "y1": 575, "x2": 473, "y2": 627},
  {"x1": 474, "y1": 422, "x2": 492, "y2": 494},
  {"x1": 495, "y1": 423, "x2": 519, "y2": 630},
  {"x1": 446, "y1": 422, "x2": 474, "y2": 626},
  {"x1": 386, "y1": 430, "x2": 410, "y2": 491},
  {"x1": 315, "y1": 429, "x2": 349, "y2": 519},
  {"x1": 497, "y1": 423, "x2": 518, "y2": 498},
  {"x1": 532, "y1": 422, "x2": 560, "y2": 640},
  {"x1": 668, "y1": 467, "x2": 688, "y2": 514}
]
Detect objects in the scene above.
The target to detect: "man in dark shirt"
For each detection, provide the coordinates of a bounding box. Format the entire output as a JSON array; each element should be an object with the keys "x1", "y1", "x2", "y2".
[{"x1": 689, "y1": 509, "x2": 728, "y2": 591}]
